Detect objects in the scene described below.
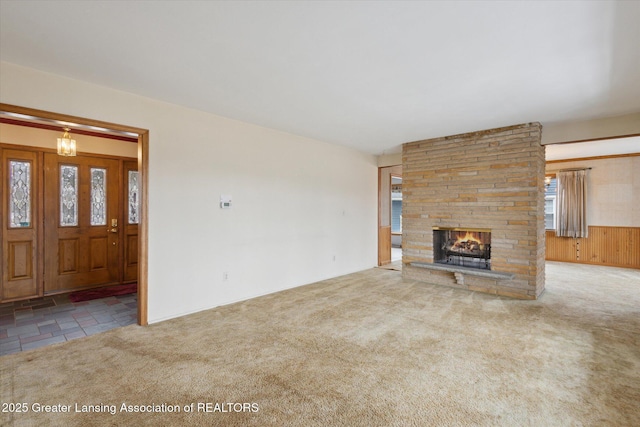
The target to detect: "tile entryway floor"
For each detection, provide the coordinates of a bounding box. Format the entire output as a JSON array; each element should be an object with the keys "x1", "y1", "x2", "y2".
[{"x1": 0, "y1": 292, "x2": 137, "y2": 356}]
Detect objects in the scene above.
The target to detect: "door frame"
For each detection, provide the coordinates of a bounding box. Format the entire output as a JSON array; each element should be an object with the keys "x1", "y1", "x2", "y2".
[
  {"x1": 378, "y1": 164, "x2": 402, "y2": 266},
  {"x1": 390, "y1": 173, "x2": 403, "y2": 260},
  {"x1": 1, "y1": 103, "x2": 149, "y2": 325}
]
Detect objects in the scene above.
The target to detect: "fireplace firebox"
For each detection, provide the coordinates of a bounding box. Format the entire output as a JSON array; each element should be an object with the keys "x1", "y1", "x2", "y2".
[{"x1": 433, "y1": 228, "x2": 491, "y2": 270}]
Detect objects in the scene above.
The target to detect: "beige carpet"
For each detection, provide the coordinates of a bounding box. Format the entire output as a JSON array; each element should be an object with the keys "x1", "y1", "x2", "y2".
[{"x1": 1, "y1": 262, "x2": 639, "y2": 426}]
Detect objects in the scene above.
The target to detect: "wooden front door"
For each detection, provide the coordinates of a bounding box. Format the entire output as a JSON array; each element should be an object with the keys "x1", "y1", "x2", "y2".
[
  {"x1": 1, "y1": 148, "x2": 42, "y2": 301},
  {"x1": 43, "y1": 153, "x2": 121, "y2": 292}
]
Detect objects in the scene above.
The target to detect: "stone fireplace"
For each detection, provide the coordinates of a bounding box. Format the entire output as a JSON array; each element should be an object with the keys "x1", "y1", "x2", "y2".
[{"x1": 402, "y1": 123, "x2": 545, "y2": 299}]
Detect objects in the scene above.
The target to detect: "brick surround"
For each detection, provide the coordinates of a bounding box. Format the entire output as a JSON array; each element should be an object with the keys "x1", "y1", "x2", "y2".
[{"x1": 402, "y1": 123, "x2": 546, "y2": 299}]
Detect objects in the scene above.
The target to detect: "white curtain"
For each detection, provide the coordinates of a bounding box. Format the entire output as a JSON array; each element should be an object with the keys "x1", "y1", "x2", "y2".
[{"x1": 556, "y1": 169, "x2": 588, "y2": 238}]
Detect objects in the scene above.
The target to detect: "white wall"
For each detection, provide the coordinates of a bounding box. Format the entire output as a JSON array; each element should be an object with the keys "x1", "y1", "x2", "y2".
[
  {"x1": 542, "y1": 113, "x2": 640, "y2": 145},
  {"x1": 546, "y1": 156, "x2": 640, "y2": 227},
  {"x1": 0, "y1": 62, "x2": 378, "y2": 323},
  {"x1": 377, "y1": 152, "x2": 402, "y2": 167}
]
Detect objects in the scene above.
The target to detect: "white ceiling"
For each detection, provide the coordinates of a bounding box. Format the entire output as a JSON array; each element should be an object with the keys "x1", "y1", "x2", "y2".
[{"x1": 1, "y1": 1, "x2": 639, "y2": 155}]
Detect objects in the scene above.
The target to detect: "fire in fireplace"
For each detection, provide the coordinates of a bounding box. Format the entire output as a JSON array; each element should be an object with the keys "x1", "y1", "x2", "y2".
[{"x1": 433, "y1": 228, "x2": 491, "y2": 270}]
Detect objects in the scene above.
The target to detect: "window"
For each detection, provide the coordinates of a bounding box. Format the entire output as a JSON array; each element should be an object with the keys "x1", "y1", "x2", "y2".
[
  {"x1": 9, "y1": 160, "x2": 31, "y2": 228},
  {"x1": 60, "y1": 165, "x2": 78, "y2": 227},
  {"x1": 544, "y1": 176, "x2": 557, "y2": 230},
  {"x1": 128, "y1": 170, "x2": 139, "y2": 224},
  {"x1": 391, "y1": 200, "x2": 402, "y2": 233},
  {"x1": 545, "y1": 196, "x2": 556, "y2": 230},
  {"x1": 90, "y1": 168, "x2": 107, "y2": 226},
  {"x1": 391, "y1": 176, "x2": 402, "y2": 233}
]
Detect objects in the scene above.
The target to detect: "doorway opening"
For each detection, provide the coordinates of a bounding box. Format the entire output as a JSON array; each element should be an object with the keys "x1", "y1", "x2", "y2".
[
  {"x1": 0, "y1": 103, "x2": 149, "y2": 330},
  {"x1": 378, "y1": 165, "x2": 402, "y2": 266},
  {"x1": 391, "y1": 175, "x2": 402, "y2": 262}
]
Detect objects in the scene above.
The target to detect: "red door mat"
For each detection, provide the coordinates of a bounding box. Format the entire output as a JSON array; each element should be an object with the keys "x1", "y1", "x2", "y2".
[{"x1": 69, "y1": 283, "x2": 137, "y2": 303}]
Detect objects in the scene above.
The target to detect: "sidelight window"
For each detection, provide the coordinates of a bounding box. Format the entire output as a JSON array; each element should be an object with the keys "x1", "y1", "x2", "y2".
[
  {"x1": 128, "y1": 170, "x2": 139, "y2": 224},
  {"x1": 9, "y1": 160, "x2": 31, "y2": 228}
]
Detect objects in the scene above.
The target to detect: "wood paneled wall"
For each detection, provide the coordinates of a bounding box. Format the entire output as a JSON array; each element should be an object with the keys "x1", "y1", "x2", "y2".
[
  {"x1": 546, "y1": 226, "x2": 640, "y2": 268},
  {"x1": 546, "y1": 231, "x2": 578, "y2": 263}
]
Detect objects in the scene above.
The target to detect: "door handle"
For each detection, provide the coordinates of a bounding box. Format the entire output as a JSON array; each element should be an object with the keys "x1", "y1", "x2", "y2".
[{"x1": 108, "y1": 228, "x2": 118, "y2": 233}]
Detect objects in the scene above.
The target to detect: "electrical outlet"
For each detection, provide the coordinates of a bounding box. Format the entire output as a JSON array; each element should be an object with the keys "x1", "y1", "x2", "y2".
[
  {"x1": 223, "y1": 272, "x2": 228, "y2": 281},
  {"x1": 333, "y1": 255, "x2": 336, "y2": 262}
]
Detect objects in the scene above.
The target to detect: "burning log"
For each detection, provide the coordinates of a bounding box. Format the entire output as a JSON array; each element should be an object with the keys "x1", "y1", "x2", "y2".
[{"x1": 442, "y1": 231, "x2": 490, "y2": 258}]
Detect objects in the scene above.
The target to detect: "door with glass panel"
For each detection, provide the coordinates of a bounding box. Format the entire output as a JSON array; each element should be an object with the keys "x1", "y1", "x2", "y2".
[
  {"x1": 1, "y1": 148, "x2": 42, "y2": 301},
  {"x1": 123, "y1": 160, "x2": 139, "y2": 283},
  {"x1": 43, "y1": 153, "x2": 120, "y2": 292}
]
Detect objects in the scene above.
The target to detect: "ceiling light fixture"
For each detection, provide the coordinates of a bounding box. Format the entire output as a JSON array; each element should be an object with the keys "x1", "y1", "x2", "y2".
[{"x1": 57, "y1": 127, "x2": 77, "y2": 156}]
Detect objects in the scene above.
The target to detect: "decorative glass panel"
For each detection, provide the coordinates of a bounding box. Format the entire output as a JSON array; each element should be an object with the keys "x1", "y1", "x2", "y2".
[
  {"x1": 128, "y1": 170, "x2": 139, "y2": 224},
  {"x1": 60, "y1": 165, "x2": 79, "y2": 227},
  {"x1": 90, "y1": 168, "x2": 107, "y2": 226},
  {"x1": 9, "y1": 161, "x2": 31, "y2": 228}
]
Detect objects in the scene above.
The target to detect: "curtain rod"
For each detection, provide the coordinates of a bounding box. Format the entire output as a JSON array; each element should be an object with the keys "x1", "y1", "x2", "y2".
[{"x1": 557, "y1": 167, "x2": 592, "y2": 172}]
